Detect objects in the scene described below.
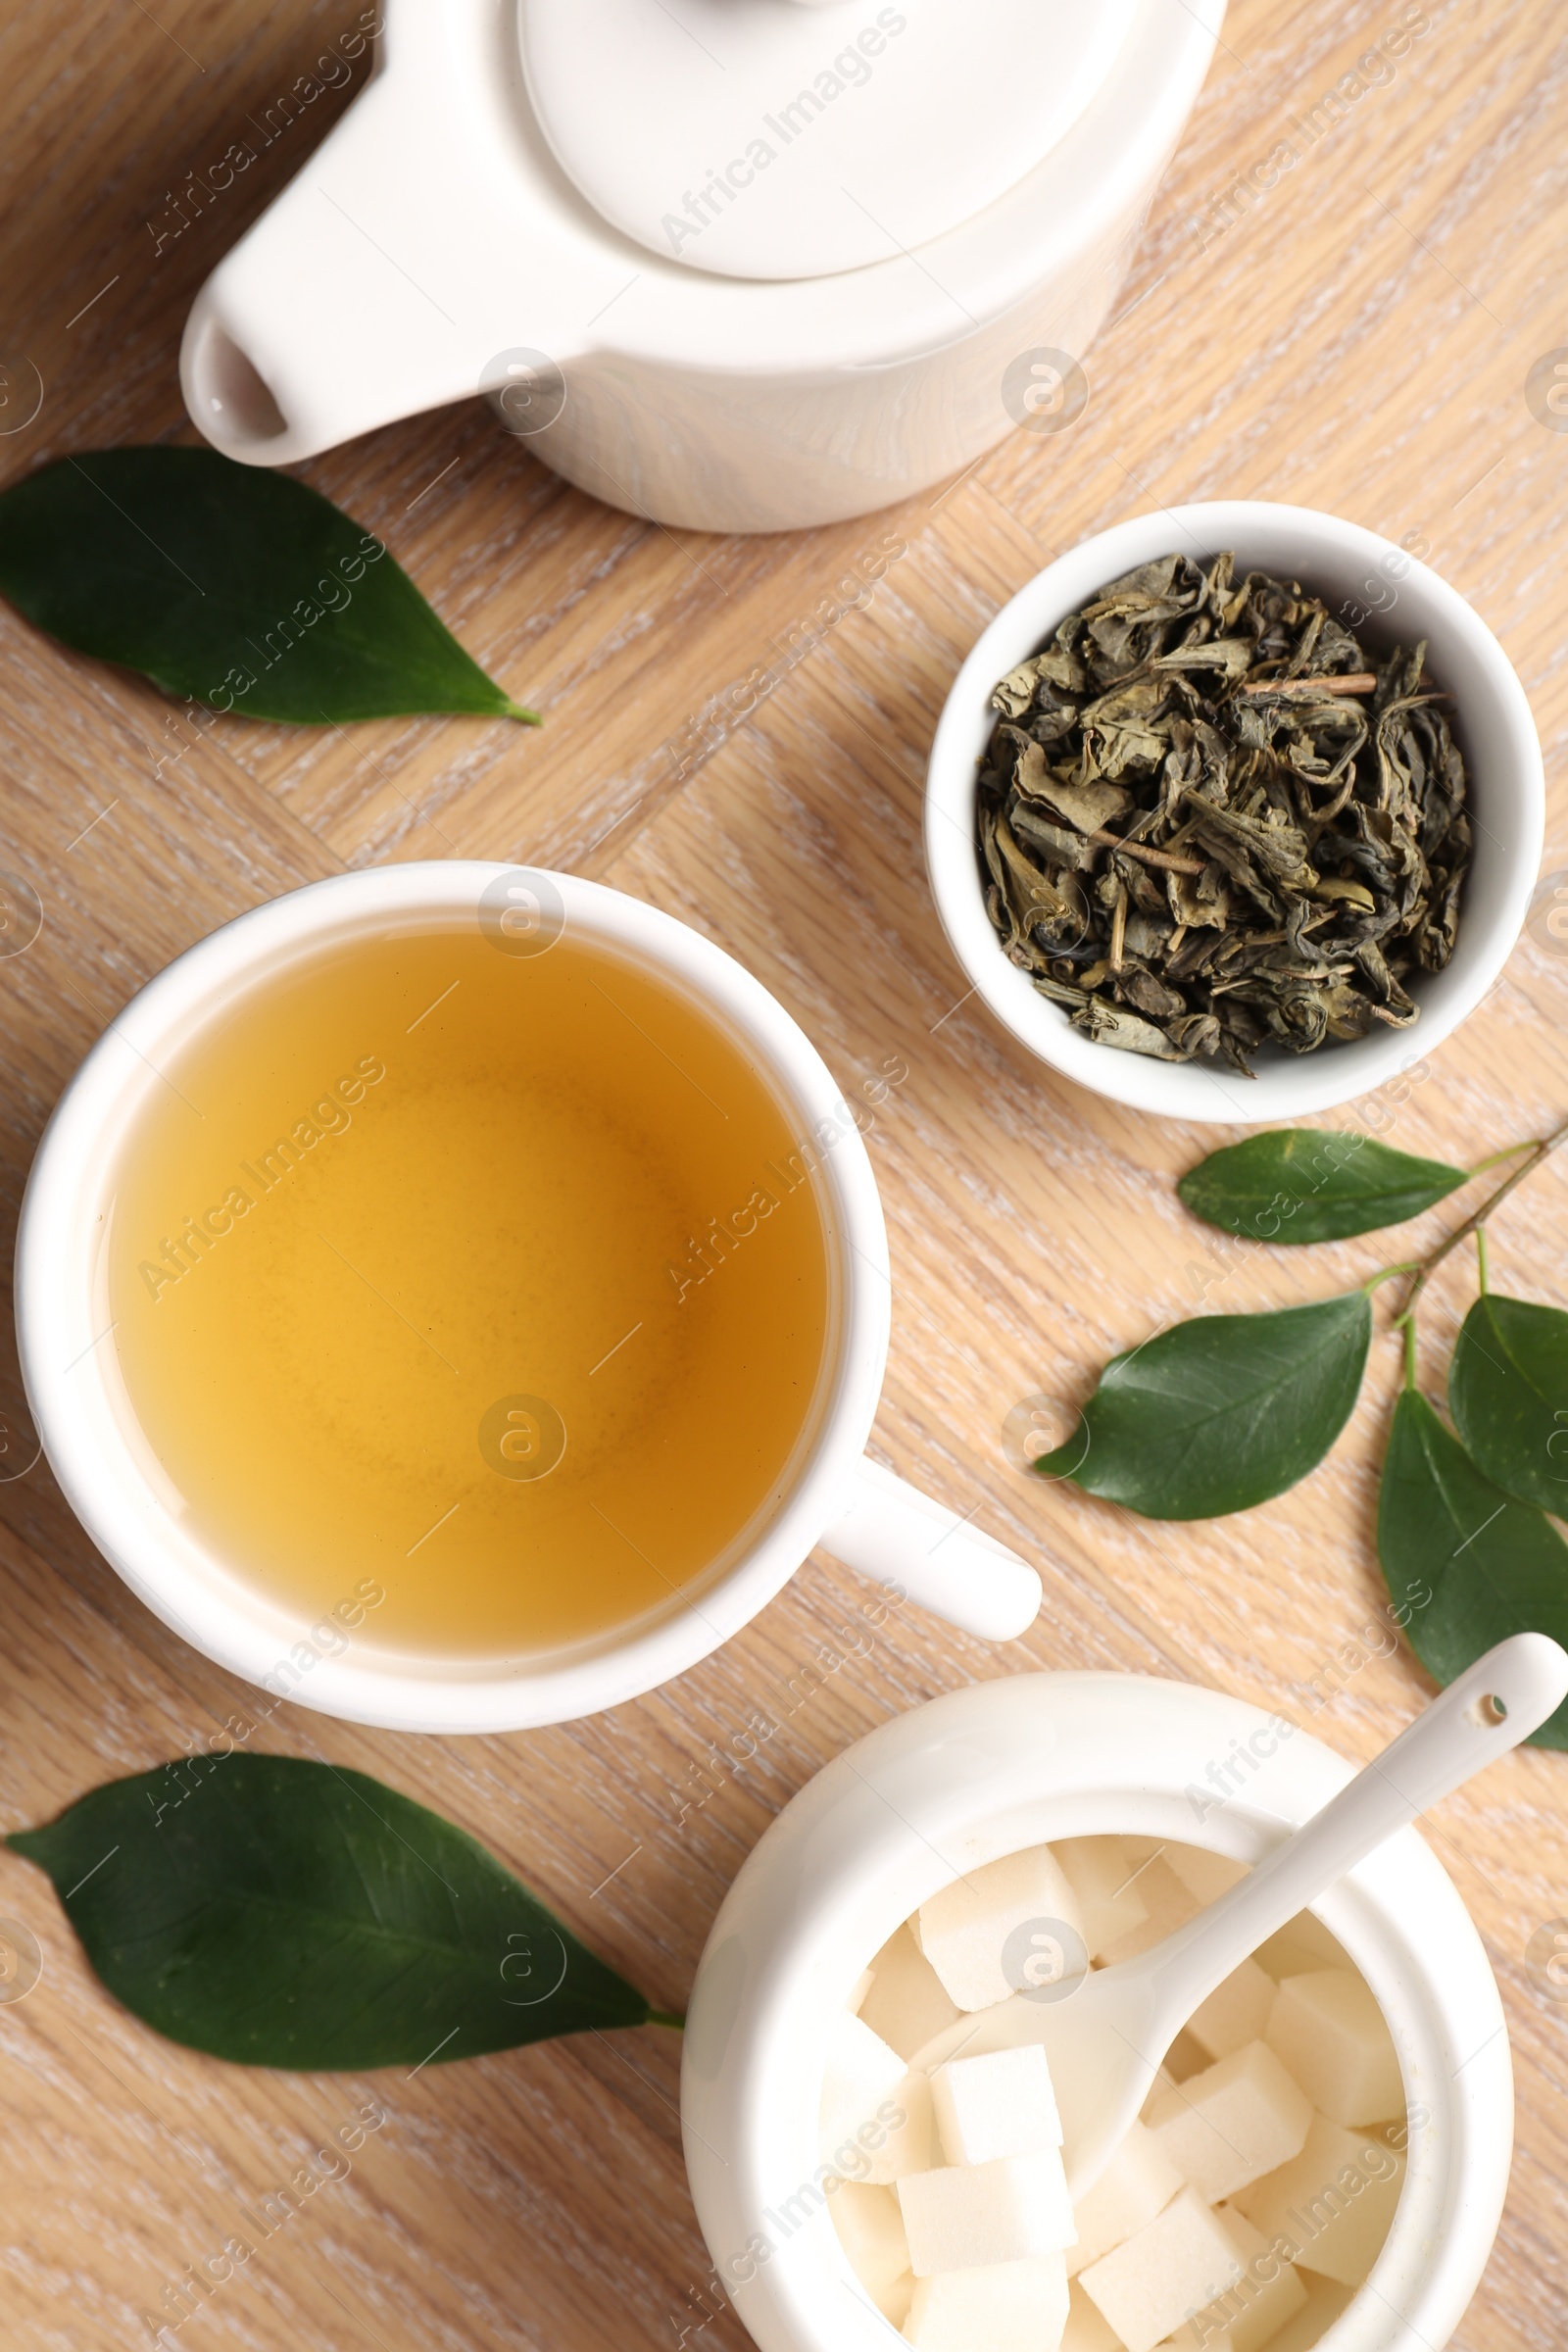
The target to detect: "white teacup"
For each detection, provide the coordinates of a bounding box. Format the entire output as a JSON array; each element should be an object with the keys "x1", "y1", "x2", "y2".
[{"x1": 15, "y1": 863, "x2": 1040, "y2": 1734}]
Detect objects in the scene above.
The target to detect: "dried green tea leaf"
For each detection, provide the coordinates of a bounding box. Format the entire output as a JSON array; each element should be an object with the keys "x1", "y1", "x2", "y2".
[
  {"x1": 1310, "y1": 876, "x2": 1378, "y2": 913},
  {"x1": 974, "y1": 553, "x2": 1469, "y2": 1072},
  {"x1": 994, "y1": 659, "x2": 1046, "y2": 718},
  {"x1": 1378, "y1": 1392, "x2": 1568, "y2": 1748},
  {"x1": 1011, "y1": 804, "x2": 1099, "y2": 872},
  {"x1": 1178, "y1": 1131, "x2": 1468, "y2": 1243},
  {"x1": 1072, "y1": 1000, "x2": 1188, "y2": 1058},
  {"x1": 1449, "y1": 1295, "x2": 1568, "y2": 1512},
  {"x1": 1034, "y1": 1293, "x2": 1371, "y2": 1518},
  {"x1": 1154, "y1": 636, "x2": 1255, "y2": 678}
]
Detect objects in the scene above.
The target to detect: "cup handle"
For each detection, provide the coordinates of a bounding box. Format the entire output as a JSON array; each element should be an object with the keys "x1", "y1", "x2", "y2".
[{"x1": 818, "y1": 1457, "x2": 1042, "y2": 1641}]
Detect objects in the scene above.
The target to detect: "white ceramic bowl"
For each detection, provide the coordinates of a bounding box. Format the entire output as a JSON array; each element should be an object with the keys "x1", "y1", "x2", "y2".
[
  {"x1": 682, "y1": 1673, "x2": 1511, "y2": 2352},
  {"x1": 924, "y1": 501, "x2": 1544, "y2": 1123}
]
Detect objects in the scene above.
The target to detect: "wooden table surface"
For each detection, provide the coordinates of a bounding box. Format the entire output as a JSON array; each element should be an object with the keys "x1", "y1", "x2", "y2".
[{"x1": 2, "y1": 0, "x2": 1566, "y2": 2345}]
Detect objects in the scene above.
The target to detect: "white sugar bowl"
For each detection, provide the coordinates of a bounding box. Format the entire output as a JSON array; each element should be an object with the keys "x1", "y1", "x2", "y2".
[{"x1": 681, "y1": 1672, "x2": 1511, "y2": 2352}]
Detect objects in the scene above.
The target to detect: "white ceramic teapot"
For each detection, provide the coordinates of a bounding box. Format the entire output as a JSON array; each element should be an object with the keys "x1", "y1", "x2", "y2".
[{"x1": 180, "y1": 0, "x2": 1224, "y2": 531}]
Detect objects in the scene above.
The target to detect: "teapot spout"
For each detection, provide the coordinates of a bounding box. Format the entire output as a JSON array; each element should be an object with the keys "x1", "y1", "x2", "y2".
[
  {"x1": 181, "y1": 297, "x2": 293, "y2": 458},
  {"x1": 180, "y1": 80, "x2": 485, "y2": 466}
]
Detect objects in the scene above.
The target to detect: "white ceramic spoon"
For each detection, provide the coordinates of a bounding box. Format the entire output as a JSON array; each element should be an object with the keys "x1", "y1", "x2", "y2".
[{"x1": 924, "y1": 1633, "x2": 1568, "y2": 2200}]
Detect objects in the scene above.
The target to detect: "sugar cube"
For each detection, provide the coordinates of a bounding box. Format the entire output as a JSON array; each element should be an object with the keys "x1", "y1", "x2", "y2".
[
  {"x1": 918, "y1": 1849, "x2": 1087, "y2": 2011},
  {"x1": 1146, "y1": 2040, "x2": 1311, "y2": 2203},
  {"x1": 1252, "y1": 1912, "x2": 1348, "y2": 1981},
  {"x1": 1185, "y1": 1960, "x2": 1277, "y2": 2062},
  {"x1": 1095, "y1": 1860, "x2": 1200, "y2": 1969},
  {"x1": 1161, "y1": 2030, "x2": 1212, "y2": 2084},
  {"x1": 819, "y1": 2013, "x2": 935, "y2": 2183},
  {"x1": 1169, "y1": 2208, "x2": 1306, "y2": 2352},
  {"x1": 861, "y1": 1923, "x2": 964, "y2": 2059},
  {"x1": 932, "y1": 2045, "x2": 1062, "y2": 2167},
  {"x1": 1246, "y1": 2271, "x2": 1354, "y2": 2350},
  {"x1": 1164, "y1": 1846, "x2": 1249, "y2": 1906},
  {"x1": 821, "y1": 2013, "x2": 907, "y2": 2157},
  {"x1": 1062, "y1": 2280, "x2": 1126, "y2": 2352},
  {"x1": 831, "y1": 2180, "x2": 914, "y2": 2324},
  {"x1": 1078, "y1": 2186, "x2": 1247, "y2": 2352},
  {"x1": 1065, "y1": 2118, "x2": 1183, "y2": 2278},
  {"x1": 882, "y1": 2277, "x2": 917, "y2": 2330},
  {"x1": 1232, "y1": 2112, "x2": 1406, "y2": 2286},
  {"x1": 904, "y1": 2252, "x2": 1069, "y2": 2352},
  {"x1": 1052, "y1": 1837, "x2": 1150, "y2": 1959},
  {"x1": 869, "y1": 2071, "x2": 938, "y2": 2184},
  {"x1": 1265, "y1": 1970, "x2": 1403, "y2": 2127},
  {"x1": 898, "y1": 2151, "x2": 1076, "y2": 2274}
]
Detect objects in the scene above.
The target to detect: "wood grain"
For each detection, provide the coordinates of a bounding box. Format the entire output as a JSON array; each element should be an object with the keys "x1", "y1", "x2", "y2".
[{"x1": 1, "y1": 0, "x2": 1567, "y2": 2345}]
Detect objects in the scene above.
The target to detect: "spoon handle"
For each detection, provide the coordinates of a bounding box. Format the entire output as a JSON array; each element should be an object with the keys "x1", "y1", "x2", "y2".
[{"x1": 1149, "y1": 1632, "x2": 1568, "y2": 2023}]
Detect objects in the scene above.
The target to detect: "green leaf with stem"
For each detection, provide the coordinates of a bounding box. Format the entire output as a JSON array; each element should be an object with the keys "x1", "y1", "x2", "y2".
[
  {"x1": 9, "y1": 1756, "x2": 671, "y2": 2068},
  {"x1": 1449, "y1": 1294, "x2": 1568, "y2": 1513},
  {"x1": 1378, "y1": 1388, "x2": 1568, "y2": 1747},
  {"x1": 1034, "y1": 1294, "x2": 1372, "y2": 1519},
  {"x1": 0, "y1": 448, "x2": 539, "y2": 725},
  {"x1": 1177, "y1": 1131, "x2": 1467, "y2": 1244}
]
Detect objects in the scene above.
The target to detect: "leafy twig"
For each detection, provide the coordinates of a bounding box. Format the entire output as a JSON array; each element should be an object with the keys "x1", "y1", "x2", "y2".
[
  {"x1": 1468, "y1": 1141, "x2": 1538, "y2": 1176},
  {"x1": 1362, "y1": 1261, "x2": 1420, "y2": 1296},
  {"x1": 1059, "y1": 1121, "x2": 1568, "y2": 1748},
  {"x1": 1400, "y1": 1110, "x2": 1568, "y2": 1320}
]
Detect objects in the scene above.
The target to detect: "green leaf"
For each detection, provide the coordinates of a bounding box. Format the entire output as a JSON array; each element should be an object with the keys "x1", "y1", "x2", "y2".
[
  {"x1": 1034, "y1": 1293, "x2": 1371, "y2": 1519},
  {"x1": 1377, "y1": 1390, "x2": 1568, "y2": 1748},
  {"x1": 0, "y1": 448, "x2": 537, "y2": 724},
  {"x1": 1178, "y1": 1131, "x2": 1467, "y2": 1244},
  {"x1": 8, "y1": 1755, "x2": 653, "y2": 2067},
  {"x1": 1449, "y1": 1294, "x2": 1568, "y2": 1513}
]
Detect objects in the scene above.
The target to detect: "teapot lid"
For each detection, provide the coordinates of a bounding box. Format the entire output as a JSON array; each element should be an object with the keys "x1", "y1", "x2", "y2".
[{"x1": 520, "y1": 0, "x2": 1140, "y2": 280}]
